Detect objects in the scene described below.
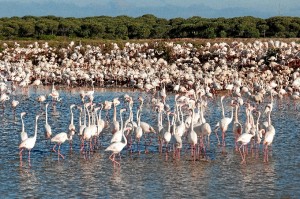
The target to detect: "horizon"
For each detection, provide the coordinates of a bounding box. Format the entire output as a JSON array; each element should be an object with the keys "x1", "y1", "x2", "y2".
[{"x1": 0, "y1": 0, "x2": 299, "y2": 19}]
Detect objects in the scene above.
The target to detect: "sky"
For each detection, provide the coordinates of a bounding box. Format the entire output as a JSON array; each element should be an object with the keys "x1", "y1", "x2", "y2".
[{"x1": 0, "y1": 0, "x2": 299, "y2": 19}]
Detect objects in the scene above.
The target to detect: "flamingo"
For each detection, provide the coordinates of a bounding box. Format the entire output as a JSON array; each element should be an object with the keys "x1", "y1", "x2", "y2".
[
  {"x1": 82, "y1": 103, "x2": 93, "y2": 152},
  {"x1": 44, "y1": 103, "x2": 52, "y2": 141},
  {"x1": 51, "y1": 132, "x2": 70, "y2": 160},
  {"x1": 20, "y1": 112, "x2": 28, "y2": 142},
  {"x1": 68, "y1": 104, "x2": 76, "y2": 149},
  {"x1": 194, "y1": 100, "x2": 212, "y2": 151},
  {"x1": 187, "y1": 107, "x2": 198, "y2": 160},
  {"x1": 112, "y1": 98, "x2": 120, "y2": 134},
  {"x1": 237, "y1": 122, "x2": 255, "y2": 164},
  {"x1": 163, "y1": 112, "x2": 172, "y2": 152},
  {"x1": 49, "y1": 83, "x2": 60, "y2": 102},
  {"x1": 214, "y1": 96, "x2": 234, "y2": 146},
  {"x1": 110, "y1": 109, "x2": 126, "y2": 143},
  {"x1": 105, "y1": 109, "x2": 128, "y2": 167},
  {"x1": 37, "y1": 95, "x2": 46, "y2": 107},
  {"x1": 11, "y1": 100, "x2": 19, "y2": 113},
  {"x1": 233, "y1": 100, "x2": 243, "y2": 151},
  {"x1": 263, "y1": 107, "x2": 275, "y2": 163},
  {"x1": 19, "y1": 115, "x2": 39, "y2": 166},
  {"x1": 135, "y1": 108, "x2": 143, "y2": 153}
]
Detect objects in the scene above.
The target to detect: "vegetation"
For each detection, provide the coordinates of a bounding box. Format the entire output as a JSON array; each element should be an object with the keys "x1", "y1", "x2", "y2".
[{"x1": 0, "y1": 15, "x2": 300, "y2": 40}]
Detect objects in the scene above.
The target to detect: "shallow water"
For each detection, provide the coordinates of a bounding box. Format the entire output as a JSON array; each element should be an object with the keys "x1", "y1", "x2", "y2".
[{"x1": 0, "y1": 86, "x2": 299, "y2": 198}]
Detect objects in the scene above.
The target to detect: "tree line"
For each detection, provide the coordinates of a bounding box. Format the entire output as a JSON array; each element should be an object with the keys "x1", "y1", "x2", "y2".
[{"x1": 0, "y1": 15, "x2": 300, "y2": 40}]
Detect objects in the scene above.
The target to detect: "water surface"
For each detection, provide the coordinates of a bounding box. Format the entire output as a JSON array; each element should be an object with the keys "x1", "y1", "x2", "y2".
[{"x1": 0, "y1": 86, "x2": 299, "y2": 198}]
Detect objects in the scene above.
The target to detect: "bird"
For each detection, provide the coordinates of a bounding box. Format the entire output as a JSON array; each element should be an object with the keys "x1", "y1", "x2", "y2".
[
  {"x1": 214, "y1": 96, "x2": 234, "y2": 146},
  {"x1": 135, "y1": 108, "x2": 143, "y2": 153},
  {"x1": 68, "y1": 104, "x2": 76, "y2": 149},
  {"x1": 20, "y1": 112, "x2": 28, "y2": 142},
  {"x1": 110, "y1": 108, "x2": 126, "y2": 143},
  {"x1": 263, "y1": 108, "x2": 275, "y2": 163},
  {"x1": 112, "y1": 98, "x2": 120, "y2": 134},
  {"x1": 19, "y1": 115, "x2": 39, "y2": 166},
  {"x1": 11, "y1": 100, "x2": 19, "y2": 112},
  {"x1": 237, "y1": 125, "x2": 255, "y2": 164},
  {"x1": 187, "y1": 107, "x2": 198, "y2": 160},
  {"x1": 44, "y1": 103, "x2": 52, "y2": 142},
  {"x1": 163, "y1": 111, "x2": 172, "y2": 152},
  {"x1": 37, "y1": 95, "x2": 46, "y2": 107},
  {"x1": 51, "y1": 132, "x2": 70, "y2": 160},
  {"x1": 105, "y1": 109, "x2": 128, "y2": 167},
  {"x1": 232, "y1": 100, "x2": 243, "y2": 151}
]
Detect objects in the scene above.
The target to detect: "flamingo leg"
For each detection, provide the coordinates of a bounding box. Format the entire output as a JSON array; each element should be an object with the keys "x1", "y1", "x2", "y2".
[
  {"x1": 58, "y1": 144, "x2": 65, "y2": 160},
  {"x1": 52, "y1": 144, "x2": 57, "y2": 152},
  {"x1": 28, "y1": 150, "x2": 31, "y2": 167},
  {"x1": 19, "y1": 149, "x2": 23, "y2": 164},
  {"x1": 239, "y1": 144, "x2": 245, "y2": 164}
]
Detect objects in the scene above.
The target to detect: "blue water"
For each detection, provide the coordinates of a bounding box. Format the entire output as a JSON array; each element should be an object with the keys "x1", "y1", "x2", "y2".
[{"x1": 0, "y1": 86, "x2": 299, "y2": 198}]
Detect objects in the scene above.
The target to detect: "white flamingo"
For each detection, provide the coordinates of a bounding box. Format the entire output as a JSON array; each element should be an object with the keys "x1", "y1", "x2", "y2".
[
  {"x1": 68, "y1": 104, "x2": 76, "y2": 148},
  {"x1": 214, "y1": 96, "x2": 233, "y2": 146},
  {"x1": 44, "y1": 103, "x2": 52, "y2": 141},
  {"x1": 105, "y1": 109, "x2": 128, "y2": 167},
  {"x1": 263, "y1": 108, "x2": 275, "y2": 162},
  {"x1": 19, "y1": 115, "x2": 39, "y2": 166},
  {"x1": 51, "y1": 132, "x2": 70, "y2": 160},
  {"x1": 110, "y1": 109, "x2": 126, "y2": 143},
  {"x1": 187, "y1": 107, "x2": 198, "y2": 160},
  {"x1": 135, "y1": 108, "x2": 143, "y2": 153}
]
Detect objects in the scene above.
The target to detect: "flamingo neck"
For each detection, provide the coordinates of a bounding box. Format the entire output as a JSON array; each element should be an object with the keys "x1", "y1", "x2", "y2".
[
  {"x1": 70, "y1": 107, "x2": 74, "y2": 125},
  {"x1": 137, "y1": 109, "x2": 141, "y2": 126},
  {"x1": 234, "y1": 105, "x2": 239, "y2": 123},
  {"x1": 200, "y1": 103, "x2": 205, "y2": 124},
  {"x1": 45, "y1": 105, "x2": 48, "y2": 124},
  {"x1": 120, "y1": 110, "x2": 124, "y2": 133},
  {"x1": 21, "y1": 115, "x2": 25, "y2": 132},
  {"x1": 268, "y1": 111, "x2": 272, "y2": 126},
  {"x1": 113, "y1": 105, "x2": 117, "y2": 122},
  {"x1": 229, "y1": 106, "x2": 234, "y2": 122},
  {"x1": 190, "y1": 108, "x2": 194, "y2": 130},
  {"x1": 79, "y1": 111, "x2": 82, "y2": 126},
  {"x1": 34, "y1": 117, "x2": 38, "y2": 139},
  {"x1": 221, "y1": 97, "x2": 225, "y2": 118},
  {"x1": 167, "y1": 113, "x2": 171, "y2": 132}
]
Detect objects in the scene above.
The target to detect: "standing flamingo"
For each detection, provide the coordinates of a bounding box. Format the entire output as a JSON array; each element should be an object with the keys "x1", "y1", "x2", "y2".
[
  {"x1": 263, "y1": 108, "x2": 275, "y2": 163},
  {"x1": 19, "y1": 115, "x2": 39, "y2": 166},
  {"x1": 233, "y1": 100, "x2": 243, "y2": 151},
  {"x1": 214, "y1": 96, "x2": 234, "y2": 146},
  {"x1": 44, "y1": 103, "x2": 52, "y2": 142},
  {"x1": 105, "y1": 109, "x2": 128, "y2": 167},
  {"x1": 187, "y1": 107, "x2": 198, "y2": 161},
  {"x1": 135, "y1": 108, "x2": 143, "y2": 153},
  {"x1": 68, "y1": 104, "x2": 76, "y2": 149},
  {"x1": 51, "y1": 132, "x2": 70, "y2": 160}
]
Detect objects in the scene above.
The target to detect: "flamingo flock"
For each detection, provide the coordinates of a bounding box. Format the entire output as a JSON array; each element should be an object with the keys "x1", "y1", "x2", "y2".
[
  {"x1": 0, "y1": 39, "x2": 296, "y2": 167},
  {"x1": 13, "y1": 81, "x2": 278, "y2": 168}
]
